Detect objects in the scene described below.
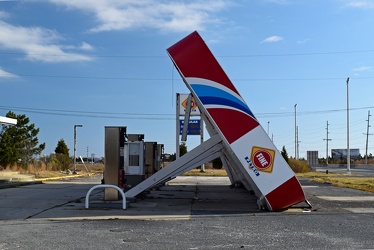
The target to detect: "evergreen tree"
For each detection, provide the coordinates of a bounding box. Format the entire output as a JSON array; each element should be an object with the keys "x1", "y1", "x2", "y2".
[
  {"x1": 53, "y1": 139, "x2": 71, "y2": 171},
  {"x1": 281, "y1": 145, "x2": 289, "y2": 163},
  {"x1": 0, "y1": 111, "x2": 45, "y2": 168},
  {"x1": 179, "y1": 142, "x2": 187, "y2": 157},
  {"x1": 55, "y1": 139, "x2": 69, "y2": 156}
]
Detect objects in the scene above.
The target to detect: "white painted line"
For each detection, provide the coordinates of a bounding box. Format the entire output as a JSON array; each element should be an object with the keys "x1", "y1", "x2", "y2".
[
  {"x1": 317, "y1": 196, "x2": 374, "y2": 201},
  {"x1": 345, "y1": 208, "x2": 374, "y2": 213}
]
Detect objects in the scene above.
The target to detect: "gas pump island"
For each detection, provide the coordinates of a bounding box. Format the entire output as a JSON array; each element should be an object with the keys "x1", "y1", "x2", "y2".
[
  {"x1": 99, "y1": 31, "x2": 310, "y2": 211},
  {"x1": 103, "y1": 127, "x2": 163, "y2": 201}
]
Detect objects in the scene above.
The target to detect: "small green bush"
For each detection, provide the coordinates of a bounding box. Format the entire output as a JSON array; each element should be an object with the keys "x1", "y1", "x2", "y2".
[{"x1": 49, "y1": 153, "x2": 72, "y2": 171}]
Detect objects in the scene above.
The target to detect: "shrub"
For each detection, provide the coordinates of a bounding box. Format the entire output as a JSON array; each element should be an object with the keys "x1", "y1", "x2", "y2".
[
  {"x1": 212, "y1": 157, "x2": 223, "y2": 169},
  {"x1": 49, "y1": 153, "x2": 72, "y2": 171},
  {"x1": 288, "y1": 158, "x2": 310, "y2": 173}
]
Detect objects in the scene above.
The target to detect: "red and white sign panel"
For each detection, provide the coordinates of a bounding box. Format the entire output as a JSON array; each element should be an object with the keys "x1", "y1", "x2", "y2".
[{"x1": 167, "y1": 31, "x2": 306, "y2": 211}]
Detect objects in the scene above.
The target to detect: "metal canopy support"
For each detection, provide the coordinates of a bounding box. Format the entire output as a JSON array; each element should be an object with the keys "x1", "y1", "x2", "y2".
[{"x1": 125, "y1": 134, "x2": 224, "y2": 198}]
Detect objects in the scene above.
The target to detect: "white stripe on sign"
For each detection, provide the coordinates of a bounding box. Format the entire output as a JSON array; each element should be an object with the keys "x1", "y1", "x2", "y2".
[{"x1": 317, "y1": 196, "x2": 374, "y2": 201}]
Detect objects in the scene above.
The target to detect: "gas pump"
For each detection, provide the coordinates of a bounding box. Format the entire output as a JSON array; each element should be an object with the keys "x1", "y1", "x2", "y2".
[
  {"x1": 104, "y1": 126, "x2": 126, "y2": 201},
  {"x1": 123, "y1": 134, "x2": 145, "y2": 190},
  {"x1": 145, "y1": 142, "x2": 157, "y2": 179}
]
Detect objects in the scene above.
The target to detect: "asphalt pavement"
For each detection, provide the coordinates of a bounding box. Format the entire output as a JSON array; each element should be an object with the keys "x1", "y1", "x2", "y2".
[{"x1": 0, "y1": 172, "x2": 373, "y2": 249}]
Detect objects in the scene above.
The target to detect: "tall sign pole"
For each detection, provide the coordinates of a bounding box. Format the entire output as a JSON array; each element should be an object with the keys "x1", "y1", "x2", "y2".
[
  {"x1": 176, "y1": 93, "x2": 180, "y2": 159},
  {"x1": 364, "y1": 110, "x2": 371, "y2": 166},
  {"x1": 73, "y1": 124, "x2": 83, "y2": 174},
  {"x1": 346, "y1": 77, "x2": 351, "y2": 174},
  {"x1": 294, "y1": 104, "x2": 297, "y2": 159}
]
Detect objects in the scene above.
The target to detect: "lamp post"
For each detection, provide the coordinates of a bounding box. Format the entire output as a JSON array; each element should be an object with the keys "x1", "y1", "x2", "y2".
[
  {"x1": 267, "y1": 121, "x2": 270, "y2": 135},
  {"x1": 294, "y1": 104, "x2": 297, "y2": 159},
  {"x1": 346, "y1": 77, "x2": 351, "y2": 174},
  {"x1": 74, "y1": 124, "x2": 83, "y2": 174}
]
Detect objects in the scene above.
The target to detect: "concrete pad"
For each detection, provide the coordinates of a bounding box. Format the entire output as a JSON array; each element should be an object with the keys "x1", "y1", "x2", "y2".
[{"x1": 27, "y1": 176, "x2": 259, "y2": 220}]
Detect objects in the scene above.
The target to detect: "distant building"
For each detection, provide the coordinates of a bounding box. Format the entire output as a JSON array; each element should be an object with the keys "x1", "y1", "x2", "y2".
[
  {"x1": 331, "y1": 149, "x2": 360, "y2": 159},
  {"x1": 307, "y1": 151, "x2": 318, "y2": 166}
]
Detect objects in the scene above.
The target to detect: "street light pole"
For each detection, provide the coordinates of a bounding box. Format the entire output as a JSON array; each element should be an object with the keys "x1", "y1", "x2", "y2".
[
  {"x1": 74, "y1": 124, "x2": 83, "y2": 174},
  {"x1": 294, "y1": 104, "x2": 297, "y2": 159},
  {"x1": 346, "y1": 77, "x2": 351, "y2": 174}
]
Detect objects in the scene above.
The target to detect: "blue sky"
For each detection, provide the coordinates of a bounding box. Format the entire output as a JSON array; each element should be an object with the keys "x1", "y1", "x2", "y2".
[{"x1": 1, "y1": 0, "x2": 374, "y2": 159}]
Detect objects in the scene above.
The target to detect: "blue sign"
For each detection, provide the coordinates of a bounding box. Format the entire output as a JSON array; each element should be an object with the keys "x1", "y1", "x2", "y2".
[{"x1": 179, "y1": 120, "x2": 201, "y2": 135}]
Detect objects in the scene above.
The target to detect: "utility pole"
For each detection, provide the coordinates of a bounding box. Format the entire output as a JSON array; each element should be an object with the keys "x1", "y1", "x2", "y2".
[
  {"x1": 87, "y1": 146, "x2": 89, "y2": 164},
  {"x1": 346, "y1": 77, "x2": 351, "y2": 174},
  {"x1": 73, "y1": 124, "x2": 83, "y2": 174},
  {"x1": 294, "y1": 104, "x2": 297, "y2": 159},
  {"x1": 364, "y1": 110, "x2": 372, "y2": 166},
  {"x1": 296, "y1": 126, "x2": 300, "y2": 159},
  {"x1": 323, "y1": 121, "x2": 332, "y2": 165}
]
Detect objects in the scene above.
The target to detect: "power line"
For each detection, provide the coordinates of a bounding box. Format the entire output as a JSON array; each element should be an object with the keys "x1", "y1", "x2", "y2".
[
  {"x1": 6, "y1": 73, "x2": 374, "y2": 82},
  {"x1": 0, "y1": 106, "x2": 174, "y2": 120},
  {"x1": 1, "y1": 104, "x2": 374, "y2": 120},
  {"x1": 0, "y1": 105, "x2": 172, "y2": 116},
  {"x1": 15, "y1": 74, "x2": 171, "y2": 81},
  {"x1": 2, "y1": 49, "x2": 374, "y2": 58},
  {"x1": 219, "y1": 49, "x2": 374, "y2": 57},
  {"x1": 257, "y1": 106, "x2": 374, "y2": 118}
]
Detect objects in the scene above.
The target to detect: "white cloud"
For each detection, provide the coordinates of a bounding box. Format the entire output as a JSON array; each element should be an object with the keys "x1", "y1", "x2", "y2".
[
  {"x1": 344, "y1": 1, "x2": 374, "y2": 9},
  {"x1": 47, "y1": 0, "x2": 230, "y2": 33},
  {"x1": 261, "y1": 35, "x2": 284, "y2": 43},
  {"x1": 0, "y1": 21, "x2": 92, "y2": 63},
  {"x1": 79, "y1": 42, "x2": 94, "y2": 51},
  {"x1": 0, "y1": 67, "x2": 17, "y2": 79},
  {"x1": 297, "y1": 38, "x2": 310, "y2": 44},
  {"x1": 353, "y1": 66, "x2": 372, "y2": 71},
  {"x1": 263, "y1": 0, "x2": 290, "y2": 4}
]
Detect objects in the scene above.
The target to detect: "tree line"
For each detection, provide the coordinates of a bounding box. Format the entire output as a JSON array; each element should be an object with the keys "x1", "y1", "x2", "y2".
[{"x1": 0, "y1": 111, "x2": 71, "y2": 171}]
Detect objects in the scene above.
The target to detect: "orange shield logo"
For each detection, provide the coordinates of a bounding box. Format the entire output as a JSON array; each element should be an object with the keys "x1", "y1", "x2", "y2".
[
  {"x1": 250, "y1": 146, "x2": 275, "y2": 173},
  {"x1": 182, "y1": 97, "x2": 197, "y2": 111}
]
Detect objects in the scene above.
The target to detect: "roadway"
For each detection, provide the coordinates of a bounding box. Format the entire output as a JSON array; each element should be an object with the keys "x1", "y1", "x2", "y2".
[
  {"x1": 313, "y1": 164, "x2": 374, "y2": 176},
  {"x1": 0, "y1": 174, "x2": 373, "y2": 249}
]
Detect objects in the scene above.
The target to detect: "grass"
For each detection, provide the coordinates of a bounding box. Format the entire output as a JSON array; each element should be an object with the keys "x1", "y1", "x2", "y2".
[
  {"x1": 13, "y1": 162, "x2": 374, "y2": 193},
  {"x1": 32, "y1": 163, "x2": 105, "y2": 180},
  {"x1": 34, "y1": 171, "x2": 68, "y2": 179},
  {"x1": 183, "y1": 169, "x2": 374, "y2": 193},
  {"x1": 297, "y1": 172, "x2": 374, "y2": 193},
  {"x1": 182, "y1": 168, "x2": 228, "y2": 177},
  {"x1": 313, "y1": 177, "x2": 374, "y2": 193}
]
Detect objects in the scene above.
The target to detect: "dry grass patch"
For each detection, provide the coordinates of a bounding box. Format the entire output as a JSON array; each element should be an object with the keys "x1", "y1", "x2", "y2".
[
  {"x1": 297, "y1": 172, "x2": 374, "y2": 193},
  {"x1": 312, "y1": 177, "x2": 374, "y2": 193},
  {"x1": 34, "y1": 171, "x2": 68, "y2": 179},
  {"x1": 297, "y1": 172, "x2": 348, "y2": 178},
  {"x1": 182, "y1": 168, "x2": 228, "y2": 177}
]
